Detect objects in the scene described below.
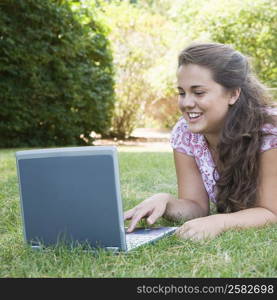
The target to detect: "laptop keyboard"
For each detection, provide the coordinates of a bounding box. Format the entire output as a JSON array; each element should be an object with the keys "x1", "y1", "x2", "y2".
[
  {"x1": 125, "y1": 227, "x2": 177, "y2": 250},
  {"x1": 125, "y1": 233, "x2": 156, "y2": 249}
]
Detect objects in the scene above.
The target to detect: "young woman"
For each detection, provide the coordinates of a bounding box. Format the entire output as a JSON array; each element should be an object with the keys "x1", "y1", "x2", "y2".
[{"x1": 124, "y1": 42, "x2": 277, "y2": 241}]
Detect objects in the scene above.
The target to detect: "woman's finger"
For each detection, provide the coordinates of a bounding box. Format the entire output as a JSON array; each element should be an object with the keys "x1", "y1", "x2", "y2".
[
  {"x1": 146, "y1": 207, "x2": 163, "y2": 225},
  {"x1": 175, "y1": 223, "x2": 190, "y2": 236},
  {"x1": 126, "y1": 211, "x2": 148, "y2": 232},
  {"x1": 123, "y1": 208, "x2": 135, "y2": 220}
]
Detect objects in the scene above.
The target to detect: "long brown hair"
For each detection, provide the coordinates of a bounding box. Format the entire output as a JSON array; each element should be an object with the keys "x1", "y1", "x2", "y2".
[{"x1": 178, "y1": 42, "x2": 276, "y2": 213}]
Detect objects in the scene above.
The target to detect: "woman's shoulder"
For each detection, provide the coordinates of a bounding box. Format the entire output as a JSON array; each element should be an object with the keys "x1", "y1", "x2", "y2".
[
  {"x1": 170, "y1": 117, "x2": 189, "y2": 138},
  {"x1": 170, "y1": 117, "x2": 204, "y2": 156},
  {"x1": 170, "y1": 117, "x2": 191, "y2": 154}
]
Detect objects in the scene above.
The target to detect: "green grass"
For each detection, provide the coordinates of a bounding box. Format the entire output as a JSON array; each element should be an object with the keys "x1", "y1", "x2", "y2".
[{"x1": 0, "y1": 147, "x2": 276, "y2": 278}]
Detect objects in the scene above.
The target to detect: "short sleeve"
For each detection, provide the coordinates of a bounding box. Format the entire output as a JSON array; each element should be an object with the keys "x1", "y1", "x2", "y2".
[
  {"x1": 261, "y1": 124, "x2": 277, "y2": 152},
  {"x1": 170, "y1": 117, "x2": 194, "y2": 156}
]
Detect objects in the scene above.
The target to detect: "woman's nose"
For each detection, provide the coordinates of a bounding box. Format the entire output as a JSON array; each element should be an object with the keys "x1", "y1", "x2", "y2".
[{"x1": 179, "y1": 95, "x2": 196, "y2": 111}]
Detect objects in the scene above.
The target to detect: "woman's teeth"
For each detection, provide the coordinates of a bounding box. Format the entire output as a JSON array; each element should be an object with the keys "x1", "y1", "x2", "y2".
[{"x1": 188, "y1": 113, "x2": 202, "y2": 119}]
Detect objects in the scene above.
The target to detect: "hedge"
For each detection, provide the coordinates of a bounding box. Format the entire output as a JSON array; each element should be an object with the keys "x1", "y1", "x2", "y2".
[{"x1": 0, "y1": 0, "x2": 115, "y2": 147}]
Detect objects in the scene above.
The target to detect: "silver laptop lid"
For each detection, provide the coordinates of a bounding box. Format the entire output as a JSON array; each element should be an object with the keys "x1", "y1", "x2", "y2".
[{"x1": 16, "y1": 146, "x2": 127, "y2": 251}]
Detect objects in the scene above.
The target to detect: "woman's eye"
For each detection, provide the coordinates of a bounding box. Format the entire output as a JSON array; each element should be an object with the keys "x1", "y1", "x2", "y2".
[{"x1": 177, "y1": 91, "x2": 205, "y2": 96}]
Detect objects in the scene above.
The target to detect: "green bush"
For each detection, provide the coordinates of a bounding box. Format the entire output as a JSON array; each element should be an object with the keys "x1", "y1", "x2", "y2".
[
  {"x1": 95, "y1": 0, "x2": 179, "y2": 138},
  {"x1": 187, "y1": 0, "x2": 277, "y2": 87},
  {"x1": 0, "y1": 0, "x2": 115, "y2": 147},
  {"x1": 144, "y1": 0, "x2": 276, "y2": 89}
]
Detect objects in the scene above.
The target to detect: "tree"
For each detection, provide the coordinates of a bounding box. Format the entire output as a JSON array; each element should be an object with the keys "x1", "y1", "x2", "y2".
[
  {"x1": 0, "y1": 0, "x2": 115, "y2": 147},
  {"x1": 188, "y1": 0, "x2": 277, "y2": 87},
  {"x1": 94, "y1": 0, "x2": 180, "y2": 137}
]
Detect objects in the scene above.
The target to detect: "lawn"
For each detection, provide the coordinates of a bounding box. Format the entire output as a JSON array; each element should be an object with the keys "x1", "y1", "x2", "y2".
[{"x1": 0, "y1": 146, "x2": 276, "y2": 278}]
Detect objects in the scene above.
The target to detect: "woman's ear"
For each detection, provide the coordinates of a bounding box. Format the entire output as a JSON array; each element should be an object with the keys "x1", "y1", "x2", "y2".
[{"x1": 229, "y1": 88, "x2": 241, "y2": 106}]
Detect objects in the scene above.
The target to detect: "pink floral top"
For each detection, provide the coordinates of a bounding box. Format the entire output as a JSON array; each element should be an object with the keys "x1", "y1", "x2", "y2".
[{"x1": 170, "y1": 112, "x2": 277, "y2": 203}]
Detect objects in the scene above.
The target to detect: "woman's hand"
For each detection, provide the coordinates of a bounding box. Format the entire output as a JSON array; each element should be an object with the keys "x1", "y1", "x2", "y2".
[
  {"x1": 124, "y1": 193, "x2": 170, "y2": 232},
  {"x1": 175, "y1": 214, "x2": 227, "y2": 241}
]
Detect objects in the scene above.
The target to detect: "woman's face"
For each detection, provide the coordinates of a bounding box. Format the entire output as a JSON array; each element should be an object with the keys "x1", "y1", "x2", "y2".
[{"x1": 177, "y1": 64, "x2": 235, "y2": 136}]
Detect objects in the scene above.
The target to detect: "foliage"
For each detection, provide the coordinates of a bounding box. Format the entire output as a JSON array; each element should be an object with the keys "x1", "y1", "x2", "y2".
[
  {"x1": 2, "y1": 0, "x2": 275, "y2": 142},
  {"x1": 184, "y1": 0, "x2": 277, "y2": 87},
  {"x1": 138, "y1": 0, "x2": 277, "y2": 88},
  {"x1": 0, "y1": 0, "x2": 114, "y2": 147},
  {"x1": 92, "y1": 0, "x2": 180, "y2": 137}
]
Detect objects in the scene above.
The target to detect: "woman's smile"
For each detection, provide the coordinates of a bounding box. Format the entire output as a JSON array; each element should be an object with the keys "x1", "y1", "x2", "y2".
[{"x1": 186, "y1": 111, "x2": 204, "y2": 123}]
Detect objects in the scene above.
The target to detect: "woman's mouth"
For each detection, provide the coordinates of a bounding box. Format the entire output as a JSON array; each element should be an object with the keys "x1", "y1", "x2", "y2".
[{"x1": 187, "y1": 112, "x2": 203, "y2": 122}]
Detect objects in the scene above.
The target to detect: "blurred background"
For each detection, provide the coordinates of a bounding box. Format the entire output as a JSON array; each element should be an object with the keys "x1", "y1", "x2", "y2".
[{"x1": 0, "y1": 0, "x2": 276, "y2": 147}]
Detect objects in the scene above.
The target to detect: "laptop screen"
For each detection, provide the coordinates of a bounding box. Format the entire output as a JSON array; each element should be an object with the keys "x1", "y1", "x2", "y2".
[{"x1": 16, "y1": 146, "x2": 126, "y2": 250}]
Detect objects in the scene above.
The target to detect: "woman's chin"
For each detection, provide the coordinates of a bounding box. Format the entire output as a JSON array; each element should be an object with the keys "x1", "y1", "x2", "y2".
[{"x1": 188, "y1": 124, "x2": 204, "y2": 134}]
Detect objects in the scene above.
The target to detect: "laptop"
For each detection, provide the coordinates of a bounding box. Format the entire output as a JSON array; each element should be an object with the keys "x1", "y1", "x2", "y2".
[{"x1": 15, "y1": 146, "x2": 177, "y2": 252}]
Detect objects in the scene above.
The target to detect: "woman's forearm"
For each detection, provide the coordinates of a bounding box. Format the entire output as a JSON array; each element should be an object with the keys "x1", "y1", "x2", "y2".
[
  {"x1": 162, "y1": 193, "x2": 208, "y2": 222},
  {"x1": 224, "y1": 207, "x2": 277, "y2": 230},
  {"x1": 175, "y1": 206, "x2": 277, "y2": 241}
]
